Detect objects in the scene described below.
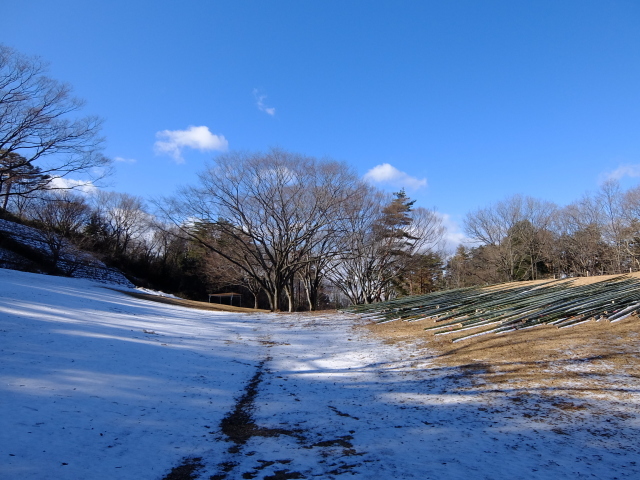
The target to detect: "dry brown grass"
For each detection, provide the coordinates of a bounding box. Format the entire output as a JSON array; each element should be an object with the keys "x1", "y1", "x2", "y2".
[
  {"x1": 364, "y1": 274, "x2": 640, "y2": 398},
  {"x1": 113, "y1": 289, "x2": 270, "y2": 313}
]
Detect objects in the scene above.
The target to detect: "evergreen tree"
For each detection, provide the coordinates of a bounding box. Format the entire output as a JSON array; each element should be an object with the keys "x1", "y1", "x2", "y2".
[{"x1": 0, "y1": 152, "x2": 50, "y2": 210}]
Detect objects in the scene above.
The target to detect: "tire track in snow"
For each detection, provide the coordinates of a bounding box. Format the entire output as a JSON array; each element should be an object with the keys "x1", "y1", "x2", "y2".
[{"x1": 206, "y1": 354, "x2": 308, "y2": 480}]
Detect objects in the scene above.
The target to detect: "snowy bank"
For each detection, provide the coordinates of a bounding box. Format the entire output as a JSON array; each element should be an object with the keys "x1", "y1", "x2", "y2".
[{"x1": 1, "y1": 268, "x2": 639, "y2": 479}]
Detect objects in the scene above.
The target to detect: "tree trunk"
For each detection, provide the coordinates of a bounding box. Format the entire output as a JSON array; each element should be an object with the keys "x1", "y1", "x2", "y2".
[
  {"x1": 266, "y1": 285, "x2": 279, "y2": 312},
  {"x1": 284, "y1": 283, "x2": 294, "y2": 312},
  {"x1": 305, "y1": 284, "x2": 314, "y2": 311},
  {"x1": 1, "y1": 181, "x2": 11, "y2": 210}
]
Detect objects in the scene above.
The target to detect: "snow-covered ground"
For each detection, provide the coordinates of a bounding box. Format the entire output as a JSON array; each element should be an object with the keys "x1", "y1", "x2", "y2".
[
  {"x1": 0, "y1": 219, "x2": 133, "y2": 286},
  {"x1": 1, "y1": 268, "x2": 639, "y2": 479},
  {"x1": 135, "y1": 287, "x2": 181, "y2": 299}
]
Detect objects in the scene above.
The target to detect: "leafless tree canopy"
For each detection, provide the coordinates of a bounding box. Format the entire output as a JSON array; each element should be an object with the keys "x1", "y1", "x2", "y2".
[
  {"x1": 27, "y1": 191, "x2": 91, "y2": 239},
  {"x1": 326, "y1": 189, "x2": 445, "y2": 304},
  {"x1": 454, "y1": 182, "x2": 640, "y2": 286},
  {"x1": 155, "y1": 149, "x2": 447, "y2": 311},
  {"x1": 0, "y1": 45, "x2": 110, "y2": 207},
  {"x1": 463, "y1": 195, "x2": 557, "y2": 281},
  {"x1": 160, "y1": 149, "x2": 368, "y2": 311},
  {"x1": 90, "y1": 191, "x2": 150, "y2": 257}
]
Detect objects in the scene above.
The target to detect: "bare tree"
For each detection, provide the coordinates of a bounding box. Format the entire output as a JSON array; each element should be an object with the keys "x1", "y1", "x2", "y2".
[
  {"x1": 445, "y1": 245, "x2": 472, "y2": 288},
  {"x1": 464, "y1": 195, "x2": 556, "y2": 281},
  {"x1": 159, "y1": 149, "x2": 364, "y2": 311},
  {"x1": 22, "y1": 191, "x2": 92, "y2": 273},
  {"x1": 91, "y1": 191, "x2": 149, "y2": 257},
  {"x1": 0, "y1": 45, "x2": 110, "y2": 207},
  {"x1": 27, "y1": 191, "x2": 91, "y2": 238},
  {"x1": 553, "y1": 195, "x2": 607, "y2": 276},
  {"x1": 297, "y1": 245, "x2": 331, "y2": 311},
  {"x1": 0, "y1": 152, "x2": 49, "y2": 210},
  {"x1": 324, "y1": 187, "x2": 384, "y2": 304},
  {"x1": 621, "y1": 185, "x2": 640, "y2": 270},
  {"x1": 596, "y1": 180, "x2": 626, "y2": 273},
  {"x1": 190, "y1": 225, "x2": 266, "y2": 308},
  {"x1": 326, "y1": 189, "x2": 445, "y2": 304}
]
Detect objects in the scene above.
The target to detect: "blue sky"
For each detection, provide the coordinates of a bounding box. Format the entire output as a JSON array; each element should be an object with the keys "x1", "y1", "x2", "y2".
[{"x1": 5, "y1": 1, "x2": 640, "y2": 246}]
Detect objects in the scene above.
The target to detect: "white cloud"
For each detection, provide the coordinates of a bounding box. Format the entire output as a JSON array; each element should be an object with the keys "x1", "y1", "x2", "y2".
[
  {"x1": 154, "y1": 126, "x2": 228, "y2": 163},
  {"x1": 363, "y1": 163, "x2": 427, "y2": 190},
  {"x1": 253, "y1": 89, "x2": 276, "y2": 116},
  {"x1": 601, "y1": 164, "x2": 640, "y2": 182},
  {"x1": 437, "y1": 213, "x2": 472, "y2": 253},
  {"x1": 114, "y1": 156, "x2": 136, "y2": 163},
  {"x1": 48, "y1": 176, "x2": 97, "y2": 195}
]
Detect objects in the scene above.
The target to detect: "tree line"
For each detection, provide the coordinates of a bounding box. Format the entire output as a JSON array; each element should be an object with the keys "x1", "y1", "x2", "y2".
[
  {"x1": 7, "y1": 42, "x2": 640, "y2": 310},
  {"x1": 1, "y1": 154, "x2": 447, "y2": 310},
  {"x1": 448, "y1": 181, "x2": 640, "y2": 288},
  {"x1": 0, "y1": 44, "x2": 447, "y2": 311},
  {"x1": 159, "y1": 149, "x2": 445, "y2": 310}
]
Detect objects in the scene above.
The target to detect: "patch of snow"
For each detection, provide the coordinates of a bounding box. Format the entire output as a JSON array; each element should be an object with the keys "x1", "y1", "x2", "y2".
[
  {"x1": 135, "y1": 287, "x2": 181, "y2": 299},
  {"x1": 0, "y1": 219, "x2": 132, "y2": 287},
  {"x1": 1, "y1": 269, "x2": 639, "y2": 479}
]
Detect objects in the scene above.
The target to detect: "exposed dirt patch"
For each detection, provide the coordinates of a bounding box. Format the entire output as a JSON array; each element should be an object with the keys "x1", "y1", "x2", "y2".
[
  {"x1": 111, "y1": 288, "x2": 269, "y2": 313},
  {"x1": 219, "y1": 358, "x2": 303, "y2": 448},
  {"x1": 211, "y1": 358, "x2": 306, "y2": 479},
  {"x1": 310, "y1": 435, "x2": 353, "y2": 449},
  {"x1": 210, "y1": 461, "x2": 240, "y2": 480},
  {"x1": 240, "y1": 459, "x2": 300, "y2": 479},
  {"x1": 263, "y1": 470, "x2": 306, "y2": 480},
  {"x1": 161, "y1": 457, "x2": 204, "y2": 480},
  {"x1": 209, "y1": 349, "x2": 367, "y2": 479},
  {"x1": 552, "y1": 401, "x2": 588, "y2": 411},
  {"x1": 259, "y1": 340, "x2": 291, "y2": 346},
  {"x1": 363, "y1": 286, "x2": 640, "y2": 400},
  {"x1": 220, "y1": 360, "x2": 267, "y2": 446},
  {"x1": 328, "y1": 405, "x2": 359, "y2": 420}
]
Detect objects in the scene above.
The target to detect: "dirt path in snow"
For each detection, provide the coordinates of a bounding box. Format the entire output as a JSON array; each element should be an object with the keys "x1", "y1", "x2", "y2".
[{"x1": 161, "y1": 312, "x2": 640, "y2": 479}]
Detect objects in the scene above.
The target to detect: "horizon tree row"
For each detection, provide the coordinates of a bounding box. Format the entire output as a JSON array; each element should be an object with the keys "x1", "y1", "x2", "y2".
[
  {"x1": 0, "y1": 44, "x2": 446, "y2": 307},
  {"x1": 2, "y1": 149, "x2": 446, "y2": 311},
  {"x1": 448, "y1": 180, "x2": 640, "y2": 287},
  {"x1": 159, "y1": 148, "x2": 446, "y2": 311}
]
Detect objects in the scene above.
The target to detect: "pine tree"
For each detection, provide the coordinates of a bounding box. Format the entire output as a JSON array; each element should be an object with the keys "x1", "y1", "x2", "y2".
[{"x1": 0, "y1": 151, "x2": 50, "y2": 210}]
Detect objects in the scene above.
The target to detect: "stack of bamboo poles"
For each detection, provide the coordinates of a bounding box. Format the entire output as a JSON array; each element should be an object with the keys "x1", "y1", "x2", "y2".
[{"x1": 342, "y1": 276, "x2": 640, "y2": 342}]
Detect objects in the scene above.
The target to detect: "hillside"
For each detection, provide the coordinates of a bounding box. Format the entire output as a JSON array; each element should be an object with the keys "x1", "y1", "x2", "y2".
[
  {"x1": 1, "y1": 268, "x2": 639, "y2": 479},
  {"x1": 0, "y1": 218, "x2": 133, "y2": 287}
]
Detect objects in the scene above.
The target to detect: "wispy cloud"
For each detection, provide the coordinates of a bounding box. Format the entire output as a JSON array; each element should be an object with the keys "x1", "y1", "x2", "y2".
[
  {"x1": 601, "y1": 164, "x2": 640, "y2": 182},
  {"x1": 154, "y1": 126, "x2": 228, "y2": 163},
  {"x1": 363, "y1": 163, "x2": 427, "y2": 190},
  {"x1": 48, "y1": 176, "x2": 97, "y2": 195},
  {"x1": 253, "y1": 89, "x2": 276, "y2": 116},
  {"x1": 114, "y1": 156, "x2": 136, "y2": 163}
]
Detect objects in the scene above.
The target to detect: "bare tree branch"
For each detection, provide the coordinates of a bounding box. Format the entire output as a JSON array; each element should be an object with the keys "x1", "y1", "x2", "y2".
[{"x1": 0, "y1": 45, "x2": 111, "y2": 208}]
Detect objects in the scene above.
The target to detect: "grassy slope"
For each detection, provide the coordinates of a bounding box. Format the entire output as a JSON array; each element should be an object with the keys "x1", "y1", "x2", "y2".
[
  {"x1": 114, "y1": 289, "x2": 270, "y2": 313},
  {"x1": 366, "y1": 273, "x2": 640, "y2": 398}
]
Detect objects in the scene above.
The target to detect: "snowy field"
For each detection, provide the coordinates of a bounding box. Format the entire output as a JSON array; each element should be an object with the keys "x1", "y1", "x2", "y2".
[{"x1": 1, "y1": 268, "x2": 639, "y2": 479}]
